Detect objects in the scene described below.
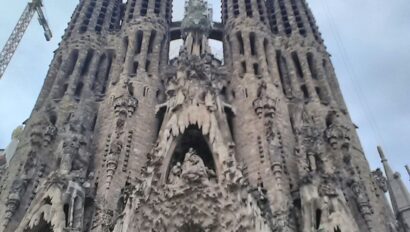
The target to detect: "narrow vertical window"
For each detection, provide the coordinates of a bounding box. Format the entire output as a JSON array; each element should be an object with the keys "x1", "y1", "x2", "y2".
[
  {"x1": 154, "y1": 0, "x2": 161, "y2": 15},
  {"x1": 223, "y1": 0, "x2": 228, "y2": 22},
  {"x1": 291, "y1": 52, "x2": 304, "y2": 80},
  {"x1": 92, "y1": 54, "x2": 106, "y2": 90},
  {"x1": 267, "y1": 0, "x2": 278, "y2": 33},
  {"x1": 245, "y1": 0, "x2": 253, "y2": 17},
  {"x1": 123, "y1": 37, "x2": 129, "y2": 62},
  {"x1": 233, "y1": 0, "x2": 240, "y2": 16},
  {"x1": 67, "y1": 49, "x2": 79, "y2": 76},
  {"x1": 253, "y1": 63, "x2": 260, "y2": 76},
  {"x1": 301, "y1": 85, "x2": 309, "y2": 100},
  {"x1": 147, "y1": 30, "x2": 157, "y2": 54},
  {"x1": 140, "y1": 0, "x2": 148, "y2": 16},
  {"x1": 307, "y1": 52, "x2": 318, "y2": 79},
  {"x1": 290, "y1": 0, "x2": 306, "y2": 36},
  {"x1": 91, "y1": 114, "x2": 98, "y2": 131},
  {"x1": 132, "y1": 62, "x2": 139, "y2": 75},
  {"x1": 74, "y1": 82, "x2": 84, "y2": 101},
  {"x1": 241, "y1": 61, "x2": 247, "y2": 75},
  {"x1": 315, "y1": 209, "x2": 322, "y2": 230},
  {"x1": 322, "y1": 59, "x2": 329, "y2": 79},
  {"x1": 276, "y1": 51, "x2": 292, "y2": 97},
  {"x1": 278, "y1": 0, "x2": 291, "y2": 35},
  {"x1": 236, "y1": 32, "x2": 244, "y2": 55},
  {"x1": 101, "y1": 53, "x2": 113, "y2": 94},
  {"x1": 165, "y1": 0, "x2": 172, "y2": 22},
  {"x1": 81, "y1": 50, "x2": 94, "y2": 76},
  {"x1": 257, "y1": 0, "x2": 265, "y2": 22},
  {"x1": 249, "y1": 32, "x2": 257, "y2": 56},
  {"x1": 136, "y1": 31, "x2": 144, "y2": 55},
  {"x1": 145, "y1": 60, "x2": 151, "y2": 72},
  {"x1": 263, "y1": 39, "x2": 271, "y2": 73}
]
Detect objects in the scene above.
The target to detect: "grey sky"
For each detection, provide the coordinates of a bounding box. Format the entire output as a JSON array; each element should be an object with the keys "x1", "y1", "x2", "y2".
[{"x1": 0, "y1": 0, "x2": 409, "y2": 186}]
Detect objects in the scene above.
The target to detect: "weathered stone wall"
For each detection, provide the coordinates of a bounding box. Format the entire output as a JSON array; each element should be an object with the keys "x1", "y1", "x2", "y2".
[{"x1": 0, "y1": 0, "x2": 404, "y2": 231}]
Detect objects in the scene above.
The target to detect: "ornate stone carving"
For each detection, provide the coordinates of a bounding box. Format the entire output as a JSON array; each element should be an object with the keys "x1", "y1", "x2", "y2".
[
  {"x1": 29, "y1": 119, "x2": 45, "y2": 148},
  {"x1": 180, "y1": 149, "x2": 207, "y2": 183},
  {"x1": 351, "y1": 180, "x2": 373, "y2": 216},
  {"x1": 325, "y1": 111, "x2": 351, "y2": 149},
  {"x1": 105, "y1": 140, "x2": 123, "y2": 189},
  {"x1": 113, "y1": 95, "x2": 138, "y2": 118},
  {"x1": 3, "y1": 176, "x2": 29, "y2": 228},
  {"x1": 253, "y1": 81, "x2": 278, "y2": 119},
  {"x1": 318, "y1": 177, "x2": 338, "y2": 197},
  {"x1": 63, "y1": 180, "x2": 86, "y2": 230},
  {"x1": 43, "y1": 125, "x2": 58, "y2": 146},
  {"x1": 60, "y1": 135, "x2": 89, "y2": 176},
  {"x1": 181, "y1": 0, "x2": 212, "y2": 35},
  {"x1": 300, "y1": 111, "x2": 324, "y2": 173},
  {"x1": 94, "y1": 208, "x2": 114, "y2": 232},
  {"x1": 169, "y1": 162, "x2": 182, "y2": 184},
  {"x1": 372, "y1": 168, "x2": 388, "y2": 192}
]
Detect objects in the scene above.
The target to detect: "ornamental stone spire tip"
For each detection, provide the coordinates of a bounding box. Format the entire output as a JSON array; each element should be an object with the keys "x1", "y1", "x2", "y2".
[{"x1": 181, "y1": 0, "x2": 213, "y2": 34}]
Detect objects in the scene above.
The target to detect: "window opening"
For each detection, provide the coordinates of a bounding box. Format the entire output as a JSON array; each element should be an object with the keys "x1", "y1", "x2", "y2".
[
  {"x1": 233, "y1": 0, "x2": 240, "y2": 17},
  {"x1": 154, "y1": 0, "x2": 161, "y2": 15},
  {"x1": 236, "y1": 32, "x2": 244, "y2": 55},
  {"x1": 140, "y1": 0, "x2": 148, "y2": 16},
  {"x1": 301, "y1": 85, "x2": 309, "y2": 100},
  {"x1": 81, "y1": 50, "x2": 94, "y2": 76},
  {"x1": 136, "y1": 31, "x2": 144, "y2": 55},
  {"x1": 74, "y1": 82, "x2": 84, "y2": 100},
  {"x1": 245, "y1": 0, "x2": 253, "y2": 17},
  {"x1": 147, "y1": 30, "x2": 157, "y2": 54},
  {"x1": 315, "y1": 209, "x2": 322, "y2": 230},
  {"x1": 67, "y1": 50, "x2": 79, "y2": 76},
  {"x1": 307, "y1": 52, "x2": 318, "y2": 80},
  {"x1": 291, "y1": 52, "x2": 304, "y2": 80},
  {"x1": 276, "y1": 51, "x2": 292, "y2": 97},
  {"x1": 250, "y1": 32, "x2": 257, "y2": 56}
]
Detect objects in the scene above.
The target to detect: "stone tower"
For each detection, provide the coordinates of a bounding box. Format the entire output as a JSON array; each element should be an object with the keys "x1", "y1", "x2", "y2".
[{"x1": 0, "y1": 0, "x2": 408, "y2": 231}]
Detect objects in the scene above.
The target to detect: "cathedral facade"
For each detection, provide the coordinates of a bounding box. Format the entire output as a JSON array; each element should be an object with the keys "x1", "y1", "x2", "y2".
[{"x1": 0, "y1": 0, "x2": 409, "y2": 231}]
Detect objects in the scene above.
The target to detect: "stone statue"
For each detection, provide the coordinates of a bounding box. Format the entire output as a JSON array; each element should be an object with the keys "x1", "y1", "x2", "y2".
[
  {"x1": 372, "y1": 168, "x2": 388, "y2": 192},
  {"x1": 60, "y1": 135, "x2": 81, "y2": 174},
  {"x1": 181, "y1": 148, "x2": 208, "y2": 183},
  {"x1": 169, "y1": 162, "x2": 182, "y2": 184}
]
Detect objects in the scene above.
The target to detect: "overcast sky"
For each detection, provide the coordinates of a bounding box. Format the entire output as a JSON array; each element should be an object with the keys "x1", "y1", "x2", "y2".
[{"x1": 0, "y1": 0, "x2": 409, "y2": 186}]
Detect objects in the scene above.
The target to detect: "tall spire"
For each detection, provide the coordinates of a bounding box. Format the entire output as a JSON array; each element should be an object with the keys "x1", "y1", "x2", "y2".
[
  {"x1": 378, "y1": 146, "x2": 410, "y2": 231},
  {"x1": 406, "y1": 165, "x2": 410, "y2": 181},
  {"x1": 180, "y1": 0, "x2": 213, "y2": 56}
]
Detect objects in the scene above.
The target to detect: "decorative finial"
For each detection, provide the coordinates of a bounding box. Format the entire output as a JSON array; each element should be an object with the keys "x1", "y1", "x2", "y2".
[{"x1": 181, "y1": 0, "x2": 213, "y2": 35}]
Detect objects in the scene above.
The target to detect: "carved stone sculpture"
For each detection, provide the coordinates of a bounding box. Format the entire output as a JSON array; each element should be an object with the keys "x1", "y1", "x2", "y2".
[
  {"x1": 372, "y1": 168, "x2": 388, "y2": 192},
  {"x1": 181, "y1": 148, "x2": 208, "y2": 183},
  {"x1": 0, "y1": 0, "x2": 407, "y2": 231}
]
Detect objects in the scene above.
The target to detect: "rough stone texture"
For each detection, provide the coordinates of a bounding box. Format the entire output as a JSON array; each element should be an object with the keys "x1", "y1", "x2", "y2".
[
  {"x1": 0, "y1": 151, "x2": 5, "y2": 177},
  {"x1": 0, "y1": 0, "x2": 408, "y2": 231}
]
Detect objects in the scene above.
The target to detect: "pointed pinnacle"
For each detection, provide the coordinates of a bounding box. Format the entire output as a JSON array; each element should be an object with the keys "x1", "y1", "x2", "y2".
[
  {"x1": 377, "y1": 146, "x2": 387, "y2": 162},
  {"x1": 406, "y1": 165, "x2": 410, "y2": 178}
]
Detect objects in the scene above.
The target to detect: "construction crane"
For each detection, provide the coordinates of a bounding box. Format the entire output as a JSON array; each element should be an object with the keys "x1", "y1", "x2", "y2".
[{"x1": 0, "y1": 0, "x2": 52, "y2": 79}]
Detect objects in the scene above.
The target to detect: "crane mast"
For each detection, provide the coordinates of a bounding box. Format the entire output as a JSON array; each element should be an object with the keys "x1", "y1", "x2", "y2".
[{"x1": 0, "y1": 0, "x2": 52, "y2": 79}]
